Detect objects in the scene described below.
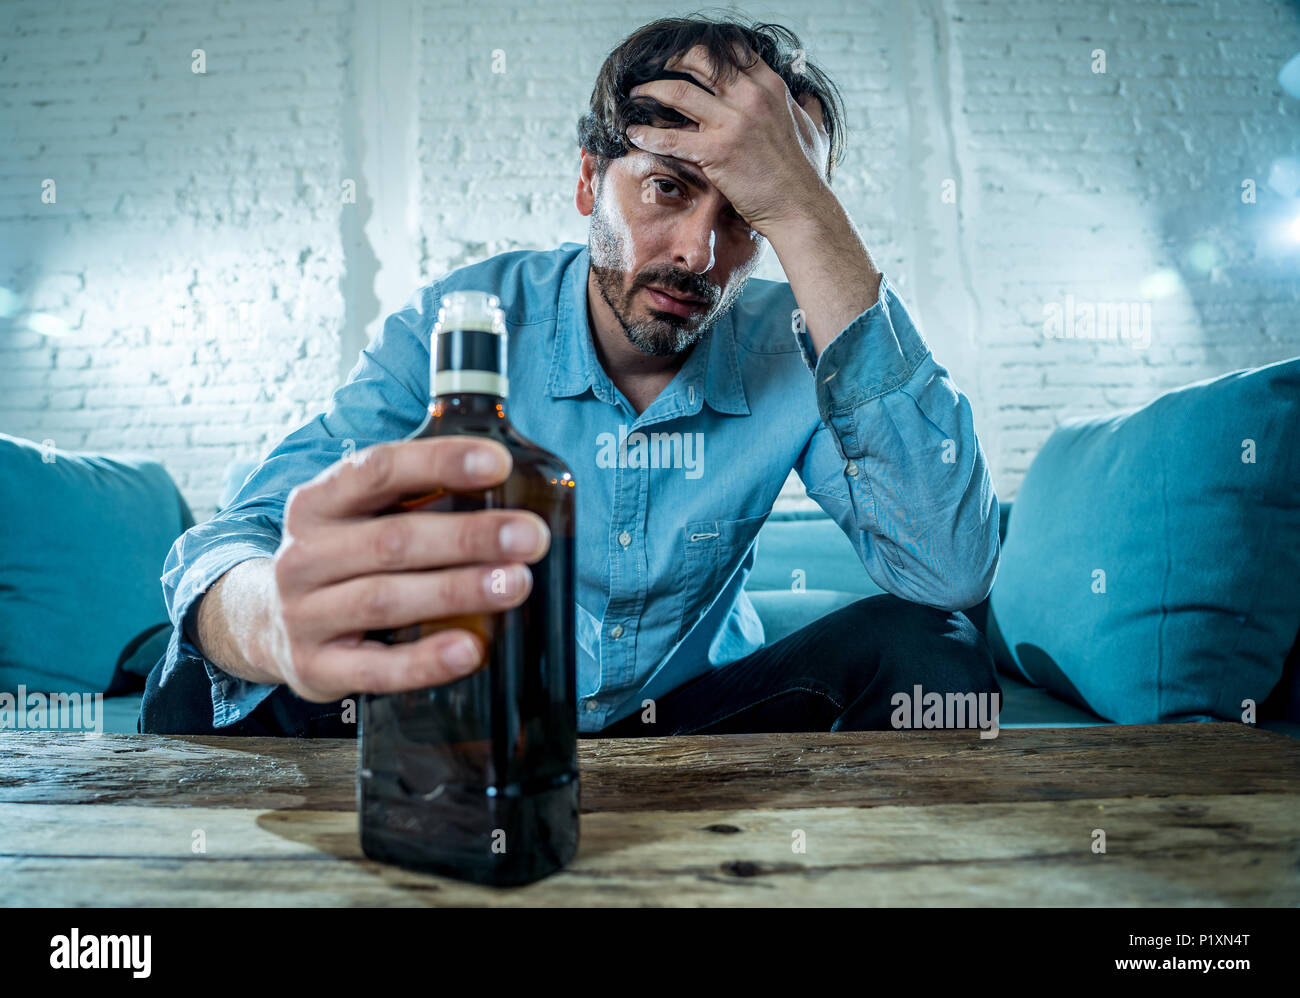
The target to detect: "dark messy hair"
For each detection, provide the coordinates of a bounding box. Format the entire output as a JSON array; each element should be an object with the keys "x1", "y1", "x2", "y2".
[{"x1": 577, "y1": 13, "x2": 847, "y2": 185}]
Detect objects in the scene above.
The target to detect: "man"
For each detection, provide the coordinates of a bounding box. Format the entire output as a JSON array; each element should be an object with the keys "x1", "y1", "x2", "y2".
[{"x1": 141, "y1": 15, "x2": 1001, "y2": 738}]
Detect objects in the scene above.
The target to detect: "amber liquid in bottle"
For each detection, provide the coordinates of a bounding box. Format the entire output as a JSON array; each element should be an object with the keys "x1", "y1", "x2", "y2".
[{"x1": 357, "y1": 291, "x2": 578, "y2": 887}]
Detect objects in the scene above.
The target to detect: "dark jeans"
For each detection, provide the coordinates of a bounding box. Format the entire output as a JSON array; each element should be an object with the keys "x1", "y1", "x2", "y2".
[
  {"x1": 140, "y1": 593, "x2": 999, "y2": 738},
  {"x1": 589, "y1": 593, "x2": 1000, "y2": 736},
  {"x1": 139, "y1": 652, "x2": 354, "y2": 737}
]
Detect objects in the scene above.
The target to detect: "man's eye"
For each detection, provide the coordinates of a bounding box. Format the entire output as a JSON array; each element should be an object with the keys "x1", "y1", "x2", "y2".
[{"x1": 652, "y1": 178, "x2": 682, "y2": 197}]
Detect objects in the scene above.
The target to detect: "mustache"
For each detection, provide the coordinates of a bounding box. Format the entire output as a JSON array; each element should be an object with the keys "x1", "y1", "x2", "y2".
[{"x1": 637, "y1": 274, "x2": 717, "y2": 304}]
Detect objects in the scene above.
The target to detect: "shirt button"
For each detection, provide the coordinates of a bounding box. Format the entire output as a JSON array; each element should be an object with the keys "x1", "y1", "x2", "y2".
[
  {"x1": 618, "y1": 530, "x2": 631, "y2": 547},
  {"x1": 585, "y1": 699, "x2": 599, "y2": 712},
  {"x1": 846, "y1": 461, "x2": 859, "y2": 477},
  {"x1": 610, "y1": 623, "x2": 624, "y2": 639}
]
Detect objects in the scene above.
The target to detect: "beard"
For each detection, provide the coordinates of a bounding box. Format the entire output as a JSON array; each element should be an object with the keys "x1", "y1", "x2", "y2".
[{"x1": 587, "y1": 187, "x2": 750, "y2": 357}]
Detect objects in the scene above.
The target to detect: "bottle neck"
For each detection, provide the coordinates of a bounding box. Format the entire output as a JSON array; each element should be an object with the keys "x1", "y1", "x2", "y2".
[{"x1": 430, "y1": 326, "x2": 509, "y2": 405}]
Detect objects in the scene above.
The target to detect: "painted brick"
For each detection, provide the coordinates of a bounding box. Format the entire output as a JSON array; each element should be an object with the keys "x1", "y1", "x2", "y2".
[{"x1": 1, "y1": 0, "x2": 1296, "y2": 524}]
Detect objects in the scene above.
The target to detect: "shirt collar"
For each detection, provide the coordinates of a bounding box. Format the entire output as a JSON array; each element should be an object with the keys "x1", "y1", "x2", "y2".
[{"x1": 546, "y1": 243, "x2": 750, "y2": 416}]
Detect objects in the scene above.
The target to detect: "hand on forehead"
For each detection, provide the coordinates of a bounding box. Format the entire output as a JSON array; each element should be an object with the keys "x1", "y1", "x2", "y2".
[
  {"x1": 654, "y1": 43, "x2": 829, "y2": 139},
  {"x1": 621, "y1": 39, "x2": 835, "y2": 209}
]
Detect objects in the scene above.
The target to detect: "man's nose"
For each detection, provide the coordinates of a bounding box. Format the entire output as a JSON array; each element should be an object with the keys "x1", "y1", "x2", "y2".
[{"x1": 672, "y1": 213, "x2": 717, "y2": 275}]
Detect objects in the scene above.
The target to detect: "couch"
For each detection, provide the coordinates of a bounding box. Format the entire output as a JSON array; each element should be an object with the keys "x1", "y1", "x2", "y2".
[
  {"x1": 8, "y1": 497, "x2": 1297, "y2": 737},
  {"x1": 746, "y1": 507, "x2": 1300, "y2": 738},
  {"x1": 4, "y1": 355, "x2": 1297, "y2": 737}
]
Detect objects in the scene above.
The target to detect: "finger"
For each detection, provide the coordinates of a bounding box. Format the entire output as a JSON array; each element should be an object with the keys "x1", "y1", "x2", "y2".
[
  {"x1": 625, "y1": 122, "x2": 702, "y2": 164},
  {"x1": 667, "y1": 40, "x2": 773, "y2": 93},
  {"x1": 747, "y1": 50, "x2": 796, "y2": 97},
  {"x1": 662, "y1": 43, "x2": 723, "y2": 91},
  {"x1": 665, "y1": 41, "x2": 759, "y2": 92},
  {"x1": 280, "y1": 507, "x2": 551, "y2": 590},
  {"x1": 296, "y1": 562, "x2": 533, "y2": 639},
  {"x1": 289, "y1": 436, "x2": 512, "y2": 523},
  {"x1": 631, "y1": 78, "x2": 719, "y2": 127},
  {"x1": 311, "y1": 627, "x2": 489, "y2": 698}
]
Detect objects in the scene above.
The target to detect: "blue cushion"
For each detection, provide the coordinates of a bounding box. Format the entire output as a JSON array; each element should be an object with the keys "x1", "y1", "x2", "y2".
[
  {"x1": 989, "y1": 357, "x2": 1300, "y2": 723},
  {"x1": 219, "y1": 458, "x2": 261, "y2": 511},
  {"x1": 0, "y1": 434, "x2": 193, "y2": 694},
  {"x1": 745, "y1": 510, "x2": 887, "y2": 597},
  {"x1": 745, "y1": 589, "x2": 865, "y2": 643}
]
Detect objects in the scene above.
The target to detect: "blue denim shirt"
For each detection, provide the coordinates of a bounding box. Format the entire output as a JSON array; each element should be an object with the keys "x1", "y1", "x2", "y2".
[{"x1": 159, "y1": 241, "x2": 999, "y2": 732}]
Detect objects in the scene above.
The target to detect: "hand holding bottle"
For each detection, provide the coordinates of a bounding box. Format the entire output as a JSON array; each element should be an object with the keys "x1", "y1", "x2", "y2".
[{"x1": 266, "y1": 435, "x2": 551, "y2": 703}]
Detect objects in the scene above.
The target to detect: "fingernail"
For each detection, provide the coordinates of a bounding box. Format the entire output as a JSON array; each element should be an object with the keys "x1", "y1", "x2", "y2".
[
  {"x1": 465, "y1": 444, "x2": 507, "y2": 478},
  {"x1": 443, "y1": 635, "x2": 480, "y2": 672},
  {"x1": 500, "y1": 517, "x2": 544, "y2": 556}
]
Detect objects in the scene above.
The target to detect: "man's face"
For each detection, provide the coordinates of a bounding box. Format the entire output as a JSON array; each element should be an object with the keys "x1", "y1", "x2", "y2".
[{"x1": 581, "y1": 150, "x2": 766, "y2": 357}]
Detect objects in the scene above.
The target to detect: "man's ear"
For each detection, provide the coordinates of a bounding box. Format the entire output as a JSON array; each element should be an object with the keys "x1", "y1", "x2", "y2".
[{"x1": 576, "y1": 149, "x2": 598, "y2": 217}]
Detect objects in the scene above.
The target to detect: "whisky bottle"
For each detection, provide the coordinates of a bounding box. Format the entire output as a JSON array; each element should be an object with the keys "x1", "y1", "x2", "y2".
[{"x1": 358, "y1": 290, "x2": 579, "y2": 887}]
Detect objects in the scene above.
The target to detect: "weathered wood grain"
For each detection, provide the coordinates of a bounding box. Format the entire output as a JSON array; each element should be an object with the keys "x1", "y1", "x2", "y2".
[
  {"x1": 3, "y1": 725, "x2": 1296, "y2": 905},
  {"x1": 1, "y1": 794, "x2": 1295, "y2": 906},
  {"x1": 2, "y1": 725, "x2": 1296, "y2": 813}
]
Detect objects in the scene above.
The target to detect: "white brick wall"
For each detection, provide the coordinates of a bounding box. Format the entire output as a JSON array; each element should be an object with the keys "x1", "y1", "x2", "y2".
[{"x1": 3, "y1": 0, "x2": 1298, "y2": 518}]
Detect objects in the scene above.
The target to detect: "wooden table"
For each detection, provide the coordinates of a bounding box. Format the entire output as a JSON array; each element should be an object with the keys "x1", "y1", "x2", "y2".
[{"x1": 2, "y1": 724, "x2": 1297, "y2": 906}]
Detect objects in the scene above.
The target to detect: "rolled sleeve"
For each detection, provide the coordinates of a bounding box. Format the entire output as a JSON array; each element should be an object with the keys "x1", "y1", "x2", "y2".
[
  {"x1": 794, "y1": 273, "x2": 1000, "y2": 611},
  {"x1": 793, "y1": 273, "x2": 932, "y2": 455},
  {"x1": 159, "y1": 515, "x2": 284, "y2": 728}
]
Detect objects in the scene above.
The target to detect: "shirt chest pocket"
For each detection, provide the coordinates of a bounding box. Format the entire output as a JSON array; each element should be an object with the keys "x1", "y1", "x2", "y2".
[{"x1": 675, "y1": 512, "x2": 770, "y2": 644}]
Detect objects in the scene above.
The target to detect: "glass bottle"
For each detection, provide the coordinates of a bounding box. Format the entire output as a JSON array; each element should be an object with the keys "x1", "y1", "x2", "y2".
[{"x1": 358, "y1": 290, "x2": 578, "y2": 887}]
